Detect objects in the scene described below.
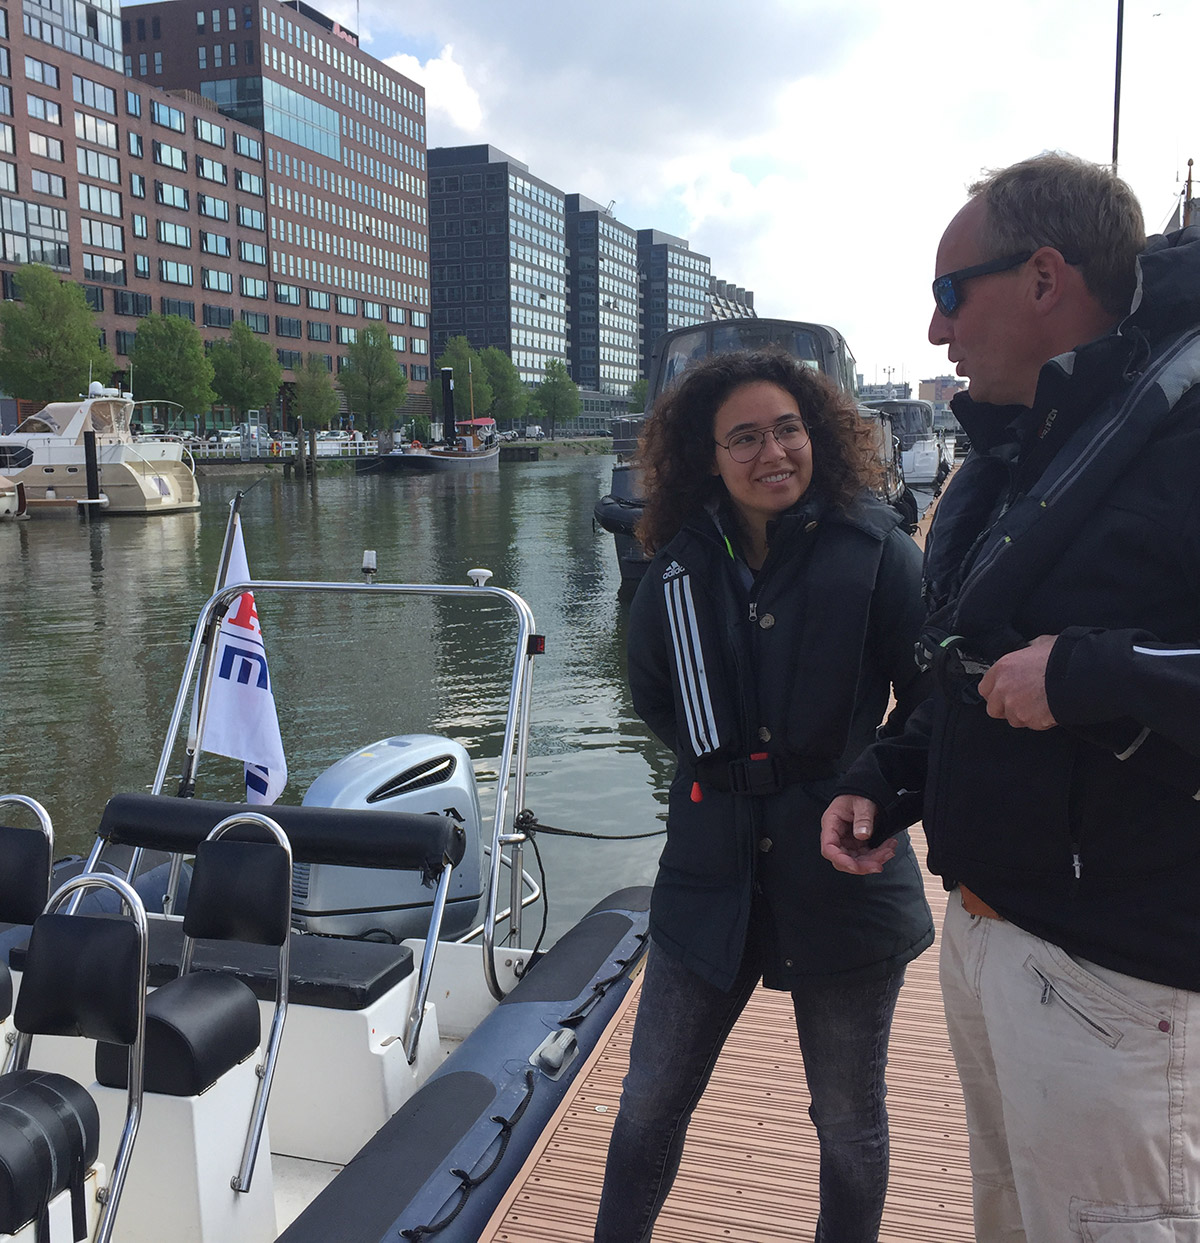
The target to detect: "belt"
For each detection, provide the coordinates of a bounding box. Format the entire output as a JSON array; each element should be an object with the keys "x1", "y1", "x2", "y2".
[
  {"x1": 694, "y1": 752, "x2": 836, "y2": 796},
  {"x1": 959, "y1": 884, "x2": 1003, "y2": 921}
]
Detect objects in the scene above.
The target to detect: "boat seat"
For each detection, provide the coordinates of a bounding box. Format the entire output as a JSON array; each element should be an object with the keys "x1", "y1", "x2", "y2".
[
  {"x1": 9, "y1": 918, "x2": 416, "y2": 1012},
  {"x1": 0, "y1": 798, "x2": 54, "y2": 1036},
  {"x1": 97, "y1": 814, "x2": 294, "y2": 1197},
  {"x1": 2, "y1": 874, "x2": 148, "y2": 1243}
]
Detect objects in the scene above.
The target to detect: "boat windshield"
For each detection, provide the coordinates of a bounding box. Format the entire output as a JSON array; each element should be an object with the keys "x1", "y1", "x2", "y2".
[
  {"x1": 867, "y1": 401, "x2": 934, "y2": 439},
  {"x1": 658, "y1": 323, "x2": 824, "y2": 393},
  {"x1": 12, "y1": 414, "x2": 61, "y2": 435}
]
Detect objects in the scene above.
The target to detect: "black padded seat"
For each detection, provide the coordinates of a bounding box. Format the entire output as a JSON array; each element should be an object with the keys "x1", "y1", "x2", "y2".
[
  {"x1": 8, "y1": 920, "x2": 415, "y2": 1012},
  {"x1": 0, "y1": 1069, "x2": 99, "y2": 1236},
  {"x1": 96, "y1": 972, "x2": 260, "y2": 1096}
]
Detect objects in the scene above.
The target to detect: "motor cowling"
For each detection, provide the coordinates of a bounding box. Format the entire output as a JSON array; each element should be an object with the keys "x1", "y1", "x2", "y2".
[{"x1": 296, "y1": 735, "x2": 485, "y2": 942}]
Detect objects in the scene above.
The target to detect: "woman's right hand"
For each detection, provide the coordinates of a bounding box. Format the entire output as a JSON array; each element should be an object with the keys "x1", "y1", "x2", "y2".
[{"x1": 820, "y1": 795, "x2": 896, "y2": 874}]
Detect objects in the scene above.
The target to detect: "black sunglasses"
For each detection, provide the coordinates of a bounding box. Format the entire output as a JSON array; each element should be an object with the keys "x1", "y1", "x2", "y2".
[
  {"x1": 932, "y1": 248, "x2": 1084, "y2": 317},
  {"x1": 931, "y1": 252, "x2": 1033, "y2": 317}
]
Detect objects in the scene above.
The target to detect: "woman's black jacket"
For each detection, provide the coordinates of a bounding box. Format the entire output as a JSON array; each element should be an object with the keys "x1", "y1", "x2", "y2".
[{"x1": 628, "y1": 492, "x2": 934, "y2": 992}]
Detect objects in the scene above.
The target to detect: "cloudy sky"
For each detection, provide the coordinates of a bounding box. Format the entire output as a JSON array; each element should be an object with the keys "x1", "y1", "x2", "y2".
[{"x1": 320, "y1": 0, "x2": 1194, "y2": 389}]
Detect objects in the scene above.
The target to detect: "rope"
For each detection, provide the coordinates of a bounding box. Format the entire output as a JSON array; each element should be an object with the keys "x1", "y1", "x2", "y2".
[
  {"x1": 399, "y1": 1070, "x2": 537, "y2": 1239},
  {"x1": 514, "y1": 809, "x2": 665, "y2": 842}
]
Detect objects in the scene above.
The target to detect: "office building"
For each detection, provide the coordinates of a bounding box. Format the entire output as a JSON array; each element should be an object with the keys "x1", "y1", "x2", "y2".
[
  {"x1": 123, "y1": 0, "x2": 432, "y2": 401},
  {"x1": 427, "y1": 145, "x2": 566, "y2": 386},
  {"x1": 564, "y1": 194, "x2": 638, "y2": 399},
  {"x1": 636, "y1": 229, "x2": 710, "y2": 377}
]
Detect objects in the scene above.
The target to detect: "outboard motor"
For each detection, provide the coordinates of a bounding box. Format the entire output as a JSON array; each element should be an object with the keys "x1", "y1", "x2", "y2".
[{"x1": 296, "y1": 735, "x2": 486, "y2": 942}]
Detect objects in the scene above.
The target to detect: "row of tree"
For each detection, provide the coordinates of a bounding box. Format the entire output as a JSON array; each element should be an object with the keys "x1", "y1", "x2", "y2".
[
  {"x1": 0, "y1": 265, "x2": 408, "y2": 431},
  {"x1": 0, "y1": 265, "x2": 640, "y2": 436}
]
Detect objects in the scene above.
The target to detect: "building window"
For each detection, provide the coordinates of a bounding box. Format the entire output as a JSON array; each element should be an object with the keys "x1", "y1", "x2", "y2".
[
  {"x1": 307, "y1": 321, "x2": 330, "y2": 342},
  {"x1": 159, "y1": 260, "x2": 193, "y2": 284},
  {"x1": 116, "y1": 330, "x2": 137, "y2": 354},
  {"x1": 237, "y1": 205, "x2": 264, "y2": 230},
  {"x1": 202, "y1": 268, "x2": 232, "y2": 292},
  {"x1": 130, "y1": 173, "x2": 146, "y2": 198},
  {"x1": 336, "y1": 325, "x2": 357, "y2": 344},
  {"x1": 128, "y1": 132, "x2": 143, "y2": 157},
  {"x1": 194, "y1": 117, "x2": 226, "y2": 148},
  {"x1": 241, "y1": 310, "x2": 269, "y2": 332},
  {"x1": 114, "y1": 289, "x2": 152, "y2": 316},
  {"x1": 29, "y1": 132, "x2": 64, "y2": 161},
  {"x1": 196, "y1": 156, "x2": 227, "y2": 183},
  {"x1": 154, "y1": 181, "x2": 189, "y2": 210},
  {"x1": 24, "y1": 57, "x2": 60, "y2": 90},
  {"x1": 275, "y1": 316, "x2": 301, "y2": 337},
  {"x1": 200, "y1": 232, "x2": 230, "y2": 256},
  {"x1": 27, "y1": 95, "x2": 62, "y2": 125},
  {"x1": 238, "y1": 240, "x2": 266, "y2": 265},
  {"x1": 204, "y1": 304, "x2": 233, "y2": 327},
  {"x1": 126, "y1": 90, "x2": 142, "y2": 117},
  {"x1": 234, "y1": 133, "x2": 261, "y2": 160},
  {"x1": 336, "y1": 295, "x2": 357, "y2": 316},
  {"x1": 240, "y1": 276, "x2": 267, "y2": 299},
  {"x1": 153, "y1": 141, "x2": 187, "y2": 171},
  {"x1": 154, "y1": 53, "x2": 163, "y2": 75},
  {"x1": 198, "y1": 46, "x2": 207, "y2": 70},
  {"x1": 157, "y1": 220, "x2": 192, "y2": 247},
  {"x1": 197, "y1": 194, "x2": 229, "y2": 220},
  {"x1": 235, "y1": 170, "x2": 263, "y2": 195},
  {"x1": 132, "y1": 214, "x2": 147, "y2": 238},
  {"x1": 277, "y1": 349, "x2": 302, "y2": 368},
  {"x1": 160, "y1": 298, "x2": 195, "y2": 320},
  {"x1": 134, "y1": 254, "x2": 150, "y2": 278},
  {"x1": 307, "y1": 289, "x2": 330, "y2": 310}
]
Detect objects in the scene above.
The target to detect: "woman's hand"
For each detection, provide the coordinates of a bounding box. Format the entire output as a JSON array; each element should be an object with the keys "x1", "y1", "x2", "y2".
[{"x1": 820, "y1": 794, "x2": 896, "y2": 874}]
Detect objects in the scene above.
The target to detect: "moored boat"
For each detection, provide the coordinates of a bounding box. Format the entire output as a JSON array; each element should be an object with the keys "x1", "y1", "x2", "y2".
[
  {"x1": 0, "y1": 561, "x2": 649, "y2": 1243},
  {"x1": 0, "y1": 384, "x2": 200, "y2": 516},
  {"x1": 390, "y1": 418, "x2": 500, "y2": 471}
]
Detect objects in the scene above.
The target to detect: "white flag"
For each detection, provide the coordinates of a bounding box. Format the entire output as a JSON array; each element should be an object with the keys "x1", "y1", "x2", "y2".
[{"x1": 198, "y1": 515, "x2": 288, "y2": 803}]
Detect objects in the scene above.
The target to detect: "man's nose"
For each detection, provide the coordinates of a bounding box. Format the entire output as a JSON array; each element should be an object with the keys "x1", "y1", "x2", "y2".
[{"x1": 929, "y1": 306, "x2": 951, "y2": 347}]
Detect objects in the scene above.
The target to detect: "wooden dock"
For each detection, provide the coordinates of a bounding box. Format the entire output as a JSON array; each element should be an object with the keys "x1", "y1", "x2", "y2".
[{"x1": 480, "y1": 834, "x2": 973, "y2": 1241}]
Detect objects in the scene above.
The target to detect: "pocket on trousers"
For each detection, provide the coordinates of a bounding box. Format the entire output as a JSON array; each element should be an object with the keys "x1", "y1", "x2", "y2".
[
  {"x1": 1023, "y1": 946, "x2": 1168, "y2": 1050},
  {"x1": 1076, "y1": 1202, "x2": 1200, "y2": 1241}
]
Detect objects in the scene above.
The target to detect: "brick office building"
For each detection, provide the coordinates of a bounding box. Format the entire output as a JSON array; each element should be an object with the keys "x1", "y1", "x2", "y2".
[{"x1": 0, "y1": 0, "x2": 431, "y2": 420}]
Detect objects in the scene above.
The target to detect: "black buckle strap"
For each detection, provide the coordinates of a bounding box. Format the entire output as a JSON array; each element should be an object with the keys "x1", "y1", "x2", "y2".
[
  {"x1": 696, "y1": 753, "x2": 836, "y2": 795},
  {"x1": 915, "y1": 632, "x2": 992, "y2": 705}
]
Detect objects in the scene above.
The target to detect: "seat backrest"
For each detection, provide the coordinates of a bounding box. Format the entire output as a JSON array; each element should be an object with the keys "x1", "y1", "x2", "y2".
[
  {"x1": 15, "y1": 912, "x2": 143, "y2": 1045},
  {"x1": 0, "y1": 795, "x2": 53, "y2": 926},
  {"x1": 184, "y1": 837, "x2": 292, "y2": 948}
]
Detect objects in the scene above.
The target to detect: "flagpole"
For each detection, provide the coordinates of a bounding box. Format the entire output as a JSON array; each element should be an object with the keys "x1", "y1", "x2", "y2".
[{"x1": 179, "y1": 492, "x2": 245, "y2": 797}]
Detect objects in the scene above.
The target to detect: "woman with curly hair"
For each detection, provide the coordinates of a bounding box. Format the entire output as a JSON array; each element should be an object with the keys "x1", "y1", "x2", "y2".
[{"x1": 595, "y1": 350, "x2": 934, "y2": 1243}]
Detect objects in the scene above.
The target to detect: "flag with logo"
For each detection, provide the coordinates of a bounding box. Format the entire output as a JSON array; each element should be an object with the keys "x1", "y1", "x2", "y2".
[{"x1": 197, "y1": 514, "x2": 288, "y2": 803}]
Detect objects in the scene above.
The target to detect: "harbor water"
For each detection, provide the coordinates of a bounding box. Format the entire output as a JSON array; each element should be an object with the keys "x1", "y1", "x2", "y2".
[{"x1": 0, "y1": 456, "x2": 669, "y2": 944}]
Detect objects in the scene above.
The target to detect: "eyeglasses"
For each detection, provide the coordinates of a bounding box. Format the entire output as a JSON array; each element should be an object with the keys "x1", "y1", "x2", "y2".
[
  {"x1": 932, "y1": 248, "x2": 1084, "y2": 317},
  {"x1": 931, "y1": 252, "x2": 1033, "y2": 317},
  {"x1": 715, "y1": 419, "x2": 810, "y2": 463}
]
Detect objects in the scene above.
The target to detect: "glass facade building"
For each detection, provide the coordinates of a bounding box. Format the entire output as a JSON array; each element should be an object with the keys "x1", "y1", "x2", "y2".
[
  {"x1": 428, "y1": 144, "x2": 566, "y2": 386},
  {"x1": 564, "y1": 194, "x2": 637, "y2": 398},
  {"x1": 637, "y1": 228, "x2": 711, "y2": 378}
]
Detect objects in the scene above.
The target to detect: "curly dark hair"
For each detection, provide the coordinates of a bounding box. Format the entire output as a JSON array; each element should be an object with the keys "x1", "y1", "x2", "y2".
[{"x1": 635, "y1": 349, "x2": 882, "y2": 554}]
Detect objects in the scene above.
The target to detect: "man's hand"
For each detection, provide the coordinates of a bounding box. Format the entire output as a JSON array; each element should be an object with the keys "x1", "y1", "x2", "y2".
[
  {"x1": 978, "y1": 634, "x2": 1059, "y2": 730},
  {"x1": 821, "y1": 795, "x2": 896, "y2": 874}
]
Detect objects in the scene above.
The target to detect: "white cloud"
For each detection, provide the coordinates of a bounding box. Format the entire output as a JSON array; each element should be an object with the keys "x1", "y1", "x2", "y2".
[
  {"x1": 355, "y1": 0, "x2": 1199, "y2": 385},
  {"x1": 385, "y1": 46, "x2": 483, "y2": 132}
]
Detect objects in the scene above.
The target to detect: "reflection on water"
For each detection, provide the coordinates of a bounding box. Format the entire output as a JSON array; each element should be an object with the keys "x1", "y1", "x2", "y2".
[{"x1": 0, "y1": 459, "x2": 669, "y2": 943}]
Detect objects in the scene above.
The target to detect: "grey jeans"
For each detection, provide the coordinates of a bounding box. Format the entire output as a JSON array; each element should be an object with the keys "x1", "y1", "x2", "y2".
[{"x1": 940, "y1": 892, "x2": 1200, "y2": 1241}]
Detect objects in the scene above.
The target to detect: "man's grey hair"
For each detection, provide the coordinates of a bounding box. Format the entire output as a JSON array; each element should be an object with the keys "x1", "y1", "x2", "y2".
[{"x1": 969, "y1": 152, "x2": 1145, "y2": 318}]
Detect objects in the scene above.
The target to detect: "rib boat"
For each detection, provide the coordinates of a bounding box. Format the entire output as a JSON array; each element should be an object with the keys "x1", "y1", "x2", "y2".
[{"x1": 0, "y1": 564, "x2": 648, "y2": 1243}]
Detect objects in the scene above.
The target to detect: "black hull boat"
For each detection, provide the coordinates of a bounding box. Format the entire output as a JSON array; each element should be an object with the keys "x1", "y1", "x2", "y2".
[{"x1": 0, "y1": 544, "x2": 649, "y2": 1243}]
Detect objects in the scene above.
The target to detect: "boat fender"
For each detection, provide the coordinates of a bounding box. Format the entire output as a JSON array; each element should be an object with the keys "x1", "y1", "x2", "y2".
[{"x1": 529, "y1": 1028, "x2": 578, "y2": 1080}]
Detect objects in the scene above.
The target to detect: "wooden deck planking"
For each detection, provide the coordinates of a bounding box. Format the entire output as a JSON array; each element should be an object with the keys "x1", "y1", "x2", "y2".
[{"x1": 482, "y1": 837, "x2": 974, "y2": 1241}]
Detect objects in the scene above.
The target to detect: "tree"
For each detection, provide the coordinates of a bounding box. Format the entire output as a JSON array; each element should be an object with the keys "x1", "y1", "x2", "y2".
[
  {"x1": 0, "y1": 264, "x2": 115, "y2": 405},
  {"x1": 479, "y1": 347, "x2": 526, "y2": 426},
  {"x1": 430, "y1": 336, "x2": 491, "y2": 425},
  {"x1": 291, "y1": 353, "x2": 340, "y2": 430},
  {"x1": 209, "y1": 321, "x2": 282, "y2": 420},
  {"x1": 339, "y1": 323, "x2": 407, "y2": 429},
  {"x1": 628, "y1": 378, "x2": 648, "y2": 413},
  {"x1": 128, "y1": 313, "x2": 215, "y2": 423},
  {"x1": 530, "y1": 359, "x2": 580, "y2": 440}
]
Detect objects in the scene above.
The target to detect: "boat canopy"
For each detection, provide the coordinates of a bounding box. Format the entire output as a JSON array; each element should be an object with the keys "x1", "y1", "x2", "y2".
[
  {"x1": 455, "y1": 418, "x2": 497, "y2": 428},
  {"x1": 10, "y1": 397, "x2": 134, "y2": 442}
]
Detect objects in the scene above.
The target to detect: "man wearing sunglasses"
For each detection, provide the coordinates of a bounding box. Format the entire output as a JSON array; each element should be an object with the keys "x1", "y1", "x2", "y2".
[{"x1": 821, "y1": 151, "x2": 1200, "y2": 1240}]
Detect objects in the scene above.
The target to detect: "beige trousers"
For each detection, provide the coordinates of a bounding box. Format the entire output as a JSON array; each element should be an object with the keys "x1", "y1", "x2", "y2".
[{"x1": 939, "y1": 891, "x2": 1200, "y2": 1241}]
